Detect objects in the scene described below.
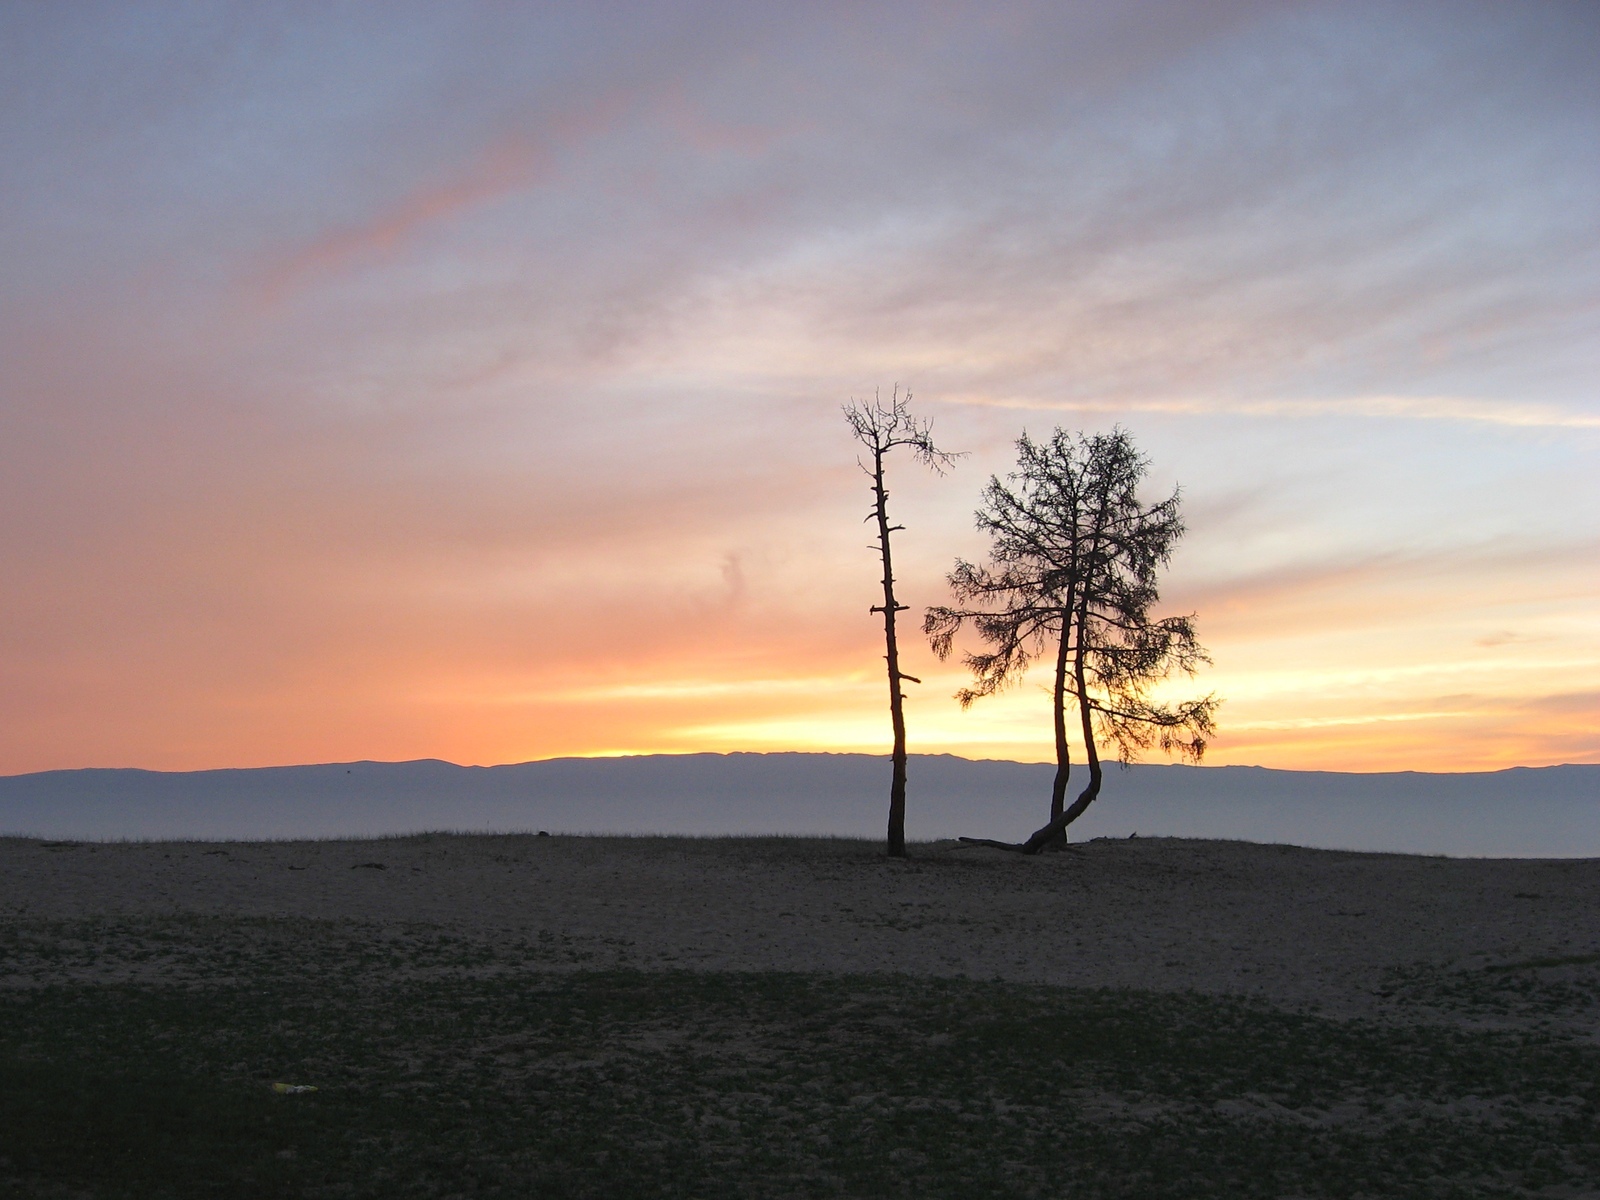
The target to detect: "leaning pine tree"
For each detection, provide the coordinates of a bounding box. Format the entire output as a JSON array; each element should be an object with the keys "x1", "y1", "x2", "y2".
[
  {"x1": 925, "y1": 428, "x2": 1218, "y2": 853},
  {"x1": 844, "y1": 388, "x2": 957, "y2": 858}
]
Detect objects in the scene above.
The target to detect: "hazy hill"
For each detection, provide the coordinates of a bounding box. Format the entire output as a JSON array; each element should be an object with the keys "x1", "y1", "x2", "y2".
[{"x1": 1, "y1": 753, "x2": 1596, "y2": 856}]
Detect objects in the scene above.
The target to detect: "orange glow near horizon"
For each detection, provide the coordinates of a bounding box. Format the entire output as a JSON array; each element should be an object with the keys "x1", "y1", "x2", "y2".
[
  {"x1": 2, "y1": 396, "x2": 1594, "y2": 778},
  {"x1": 6, "y1": 628, "x2": 1594, "y2": 776},
  {"x1": 2, "y1": 404, "x2": 1597, "y2": 777}
]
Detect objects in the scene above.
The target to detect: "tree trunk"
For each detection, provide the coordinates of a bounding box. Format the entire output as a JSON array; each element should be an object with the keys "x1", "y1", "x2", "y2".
[
  {"x1": 1013, "y1": 599, "x2": 1102, "y2": 853},
  {"x1": 871, "y1": 451, "x2": 911, "y2": 858},
  {"x1": 1065, "y1": 592, "x2": 1104, "y2": 819},
  {"x1": 1016, "y1": 516, "x2": 1109, "y2": 854},
  {"x1": 1042, "y1": 600, "x2": 1074, "y2": 846}
]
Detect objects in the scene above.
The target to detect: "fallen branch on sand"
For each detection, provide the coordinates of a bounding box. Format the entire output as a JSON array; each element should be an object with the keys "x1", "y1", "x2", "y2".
[{"x1": 955, "y1": 836, "x2": 1082, "y2": 854}]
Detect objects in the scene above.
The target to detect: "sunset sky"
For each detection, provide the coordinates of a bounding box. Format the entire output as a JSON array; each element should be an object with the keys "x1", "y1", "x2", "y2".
[{"x1": 2, "y1": 2, "x2": 1597, "y2": 776}]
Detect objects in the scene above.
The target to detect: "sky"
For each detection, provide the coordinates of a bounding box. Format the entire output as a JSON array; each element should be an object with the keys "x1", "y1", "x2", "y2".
[{"x1": 1, "y1": 1, "x2": 1597, "y2": 776}]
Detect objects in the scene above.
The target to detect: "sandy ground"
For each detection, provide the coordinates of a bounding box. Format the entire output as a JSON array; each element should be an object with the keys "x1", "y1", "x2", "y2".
[{"x1": 3, "y1": 833, "x2": 1597, "y2": 1028}]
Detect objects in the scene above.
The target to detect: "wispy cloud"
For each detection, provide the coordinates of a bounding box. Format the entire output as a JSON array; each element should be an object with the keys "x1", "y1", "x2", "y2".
[
  {"x1": 948, "y1": 392, "x2": 1600, "y2": 429},
  {"x1": 1226, "y1": 710, "x2": 1482, "y2": 732},
  {"x1": 255, "y1": 90, "x2": 641, "y2": 303},
  {"x1": 437, "y1": 675, "x2": 880, "y2": 705}
]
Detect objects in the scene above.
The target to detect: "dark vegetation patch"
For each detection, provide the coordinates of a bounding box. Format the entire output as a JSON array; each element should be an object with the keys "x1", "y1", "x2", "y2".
[
  {"x1": 0, "y1": 916, "x2": 635, "y2": 983},
  {"x1": 1381, "y1": 955, "x2": 1600, "y2": 1028},
  {"x1": 1488, "y1": 954, "x2": 1600, "y2": 973},
  {"x1": 1, "y1": 917, "x2": 1597, "y2": 1199}
]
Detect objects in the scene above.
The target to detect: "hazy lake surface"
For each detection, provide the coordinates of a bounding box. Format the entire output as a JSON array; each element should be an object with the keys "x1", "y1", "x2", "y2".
[{"x1": 2, "y1": 753, "x2": 1597, "y2": 856}]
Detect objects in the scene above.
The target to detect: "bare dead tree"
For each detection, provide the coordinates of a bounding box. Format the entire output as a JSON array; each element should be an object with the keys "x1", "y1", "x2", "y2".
[
  {"x1": 926, "y1": 428, "x2": 1217, "y2": 853},
  {"x1": 845, "y1": 387, "x2": 959, "y2": 858}
]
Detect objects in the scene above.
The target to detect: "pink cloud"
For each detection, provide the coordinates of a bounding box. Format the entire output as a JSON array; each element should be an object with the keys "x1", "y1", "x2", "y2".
[{"x1": 256, "y1": 90, "x2": 639, "y2": 303}]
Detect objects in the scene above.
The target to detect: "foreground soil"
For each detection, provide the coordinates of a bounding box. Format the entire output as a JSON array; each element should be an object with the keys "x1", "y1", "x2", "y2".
[
  {"x1": 2, "y1": 835, "x2": 1598, "y2": 1198},
  {"x1": 3, "y1": 833, "x2": 1598, "y2": 1028}
]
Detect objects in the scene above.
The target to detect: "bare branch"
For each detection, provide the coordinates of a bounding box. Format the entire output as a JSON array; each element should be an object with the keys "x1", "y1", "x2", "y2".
[{"x1": 844, "y1": 385, "x2": 959, "y2": 859}]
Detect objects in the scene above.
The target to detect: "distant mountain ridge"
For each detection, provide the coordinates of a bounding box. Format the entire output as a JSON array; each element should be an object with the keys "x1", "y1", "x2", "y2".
[{"x1": 1, "y1": 753, "x2": 1597, "y2": 857}]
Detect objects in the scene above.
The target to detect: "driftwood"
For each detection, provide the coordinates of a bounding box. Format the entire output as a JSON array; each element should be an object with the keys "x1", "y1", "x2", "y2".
[{"x1": 955, "y1": 836, "x2": 1083, "y2": 855}]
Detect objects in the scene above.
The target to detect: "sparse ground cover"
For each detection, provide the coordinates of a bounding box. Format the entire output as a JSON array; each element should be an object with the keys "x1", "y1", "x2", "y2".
[{"x1": 3, "y1": 914, "x2": 1599, "y2": 1199}]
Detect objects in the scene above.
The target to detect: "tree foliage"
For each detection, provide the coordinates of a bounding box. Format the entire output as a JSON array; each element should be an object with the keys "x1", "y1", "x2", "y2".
[{"x1": 926, "y1": 428, "x2": 1217, "y2": 850}]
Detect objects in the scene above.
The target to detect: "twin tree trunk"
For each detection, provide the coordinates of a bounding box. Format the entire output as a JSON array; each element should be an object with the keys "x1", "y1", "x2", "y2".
[
  {"x1": 1022, "y1": 526, "x2": 1107, "y2": 852},
  {"x1": 1046, "y1": 603, "x2": 1073, "y2": 843},
  {"x1": 1016, "y1": 628, "x2": 1103, "y2": 851},
  {"x1": 870, "y1": 450, "x2": 917, "y2": 859}
]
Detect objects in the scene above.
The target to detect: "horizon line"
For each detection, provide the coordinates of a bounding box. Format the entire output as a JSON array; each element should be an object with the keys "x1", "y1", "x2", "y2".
[{"x1": 6, "y1": 750, "x2": 1597, "y2": 783}]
